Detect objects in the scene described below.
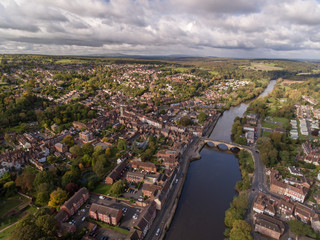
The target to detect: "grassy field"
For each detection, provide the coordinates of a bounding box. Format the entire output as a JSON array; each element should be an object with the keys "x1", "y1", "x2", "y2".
[
  {"x1": 242, "y1": 62, "x2": 283, "y2": 71},
  {"x1": 0, "y1": 195, "x2": 30, "y2": 217},
  {"x1": 91, "y1": 219, "x2": 129, "y2": 235},
  {"x1": 262, "y1": 131, "x2": 273, "y2": 137},
  {"x1": 262, "y1": 122, "x2": 280, "y2": 129},
  {"x1": 273, "y1": 117, "x2": 289, "y2": 128},
  {"x1": 92, "y1": 184, "x2": 111, "y2": 195},
  {"x1": 0, "y1": 224, "x2": 15, "y2": 240},
  {"x1": 55, "y1": 59, "x2": 87, "y2": 64}
]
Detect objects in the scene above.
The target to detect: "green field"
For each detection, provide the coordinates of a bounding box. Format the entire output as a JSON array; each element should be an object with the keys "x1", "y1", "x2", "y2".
[
  {"x1": 262, "y1": 131, "x2": 273, "y2": 137},
  {"x1": 273, "y1": 117, "x2": 289, "y2": 128},
  {"x1": 262, "y1": 122, "x2": 280, "y2": 129},
  {"x1": 91, "y1": 219, "x2": 129, "y2": 235},
  {"x1": 0, "y1": 224, "x2": 15, "y2": 240},
  {"x1": 92, "y1": 184, "x2": 111, "y2": 195},
  {"x1": 0, "y1": 195, "x2": 29, "y2": 217}
]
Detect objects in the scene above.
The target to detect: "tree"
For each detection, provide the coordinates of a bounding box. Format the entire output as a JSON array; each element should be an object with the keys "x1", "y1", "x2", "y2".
[
  {"x1": 229, "y1": 220, "x2": 253, "y2": 240},
  {"x1": 105, "y1": 147, "x2": 112, "y2": 157},
  {"x1": 69, "y1": 145, "x2": 83, "y2": 156},
  {"x1": 288, "y1": 220, "x2": 316, "y2": 238},
  {"x1": 15, "y1": 172, "x2": 35, "y2": 192},
  {"x1": 3, "y1": 181, "x2": 16, "y2": 197},
  {"x1": 48, "y1": 188, "x2": 68, "y2": 208},
  {"x1": 65, "y1": 182, "x2": 79, "y2": 196},
  {"x1": 198, "y1": 112, "x2": 208, "y2": 124},
  {"x1": 109, "y1": 180, "x2": 125, "y2": 196},
  {"x1": 61, "y1": 135, "x2": 74, "y2": 147},
  {"x1": 178, "y1": 116, "x2": 192, "y2": 126},
  {"x1": 11, "y1": 208, "x2": 57, "y2": 240},
  {"x1": 224, "y1": 207, "x2": 244, "y2": 228},
  {"x1": 117, "y1": 139, "x2": 127, "y2": 151},
  {"x1": 33, "y1": 171, "x2": 54, "y2": 190},
  {"x1": 93, "y1": 157, "x2": 107, "y2": 178},
  {"x1": 61, "y1": 168, "x2": 80, "y2": 187},
  {"x1": 82, "y1": 143, "x2": 94, "y2": 155},
  {"x1": 35, "y1": 183, "x2": 53, "y2": 205}
]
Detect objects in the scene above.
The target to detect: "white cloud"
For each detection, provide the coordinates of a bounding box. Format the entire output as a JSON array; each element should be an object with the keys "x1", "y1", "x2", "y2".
[{"x1": 0, "y1": 0, "x2": 320, "y2": 58}]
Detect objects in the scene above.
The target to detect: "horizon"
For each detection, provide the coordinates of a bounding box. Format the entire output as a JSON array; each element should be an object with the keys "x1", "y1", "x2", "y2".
[{"x1": 1, "y1": 0, "x2": 320, "y2": 59}]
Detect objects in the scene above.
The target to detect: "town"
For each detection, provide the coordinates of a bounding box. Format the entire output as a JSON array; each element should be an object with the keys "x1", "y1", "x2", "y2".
[{"x1": 0, "y1": 55, "x2": 320, "y2": 240}]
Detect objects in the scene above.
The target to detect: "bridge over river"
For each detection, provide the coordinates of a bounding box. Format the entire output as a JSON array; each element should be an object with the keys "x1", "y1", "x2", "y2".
[{"x1": 200, "y1": 137, "x2": 253, "y2": 152}]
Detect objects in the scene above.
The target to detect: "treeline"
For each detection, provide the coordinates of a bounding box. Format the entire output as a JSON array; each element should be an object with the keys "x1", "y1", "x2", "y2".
[{"x1": 257, "y1": 132, "x2": 297, "y2": 167}]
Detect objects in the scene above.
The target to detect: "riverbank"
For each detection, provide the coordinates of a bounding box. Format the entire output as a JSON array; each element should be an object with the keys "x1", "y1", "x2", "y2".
[
  {"x1": 163, "y1": 80, "x2": 277, "y2": 240},
  {"x1": 157, "y1": 114, "x2": 222, "y2": 239}
]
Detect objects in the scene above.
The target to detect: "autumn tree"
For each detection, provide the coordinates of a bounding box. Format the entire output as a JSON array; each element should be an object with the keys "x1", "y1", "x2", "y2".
[{"x1": 48, "y1": 188, "x2": 68, "y2": 208}]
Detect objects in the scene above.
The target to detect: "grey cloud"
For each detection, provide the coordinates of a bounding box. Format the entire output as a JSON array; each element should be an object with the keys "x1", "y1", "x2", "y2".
[{"x1": 0, "y1": 0, "x2": 320, "y2": 58}]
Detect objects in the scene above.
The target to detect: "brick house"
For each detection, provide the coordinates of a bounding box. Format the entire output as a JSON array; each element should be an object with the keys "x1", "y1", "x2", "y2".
[
  {"x1": 126, "y1": 171, "x2": 145, "y2": 183},
  {"x1": 60, "y1": 187, "x2": 89, "y2": 216},
  {"x1": 89, "y1": 203, "x2": 122, "y2": 225},
  {"x1": 254, "y1": 214, "x2": 285, "y2": 240},
  {"x1": 134, "y1": 202, "x2": 157, "y2": 238},
  {"x1": 131, "y1": 161, "x2": 157, "y2": 173},
  {"x1": 55, "y1": 143, "x2": 67, "y2": 153},
  {"x1": 105, "y1": 160, "x2": 127, "y2": 185}
]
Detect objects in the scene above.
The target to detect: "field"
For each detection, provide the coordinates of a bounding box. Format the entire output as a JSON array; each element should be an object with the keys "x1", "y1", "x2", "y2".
[
  {"x1": 280, "y1": 79, "x2": 304, "y2": 85},
  {"x1": 0, "y1": 225, "x2": 15, "y2": 240},
  {"x1": 242, "y1": 62, "x2": 283, "y2": 71},
  {"x1": 0, "y1": 195, "x2": 30, "y2": 217},
  {"x1": 92, "y1": 184, "x2": 111, "y2": 195}
]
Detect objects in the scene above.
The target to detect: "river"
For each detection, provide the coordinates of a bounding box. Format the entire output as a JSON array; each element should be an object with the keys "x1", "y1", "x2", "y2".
[{"x1": 165, "y1": 80, "x2": 276, "y2": 240}]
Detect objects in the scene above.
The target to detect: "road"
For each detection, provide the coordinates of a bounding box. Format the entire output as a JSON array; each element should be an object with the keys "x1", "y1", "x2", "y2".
[{"x1": 144, "y1": 137, "x2": 200, "y2": 240}]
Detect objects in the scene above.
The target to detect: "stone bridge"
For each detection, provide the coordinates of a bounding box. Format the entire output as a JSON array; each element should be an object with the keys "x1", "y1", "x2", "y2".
[{"x1": 200, "y1": 137, "x2": 250, "y2": 151}]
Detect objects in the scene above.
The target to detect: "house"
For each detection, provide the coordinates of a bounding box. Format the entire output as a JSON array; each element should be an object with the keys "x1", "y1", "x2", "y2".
[
  {"x1": 142, "y1": 184, "x2": 161, "y2": 200},
  {"x1": 60, "y1": 187, "x2": 89, "y2": 216},
  {"x1": 54, "y1": 188, "x2": 89, "y2": 235},
  {"x1": 245, "y1": 131, "x2": 255, "y2": 144},
  {"x1": 55, "y1": 143, "x2": 67, "y2": 153},
  {"x1": 131, "y1": 161, "x2": 157, "y2": 173},
  {"x1": 105, "y1": 160, "x2": 127, "y2": 185},
  {"x1": 89, "y1": 203, "x2": 122, "y2": 225},
  {"x1": 134, "y1": 202, "x2": 157, "y2": 238},
  {"x1": 254, "y1": 214, "x2": 285, "y2": 240},
  {"x1": 294, "y1": 203, "x2": 315, "y2": 223},
  {"x1": 126, "y1": 171, "x2": 145, "y2": 183},
  {"x1": 288, "y1": 166, "x2": 303, "y2": 177},
  {"x1": 243, "y1": 124, "x2": 255, "y2": 132},
  {"x1": 79, "y1": 131, "x2": 95, "y2": 143}
]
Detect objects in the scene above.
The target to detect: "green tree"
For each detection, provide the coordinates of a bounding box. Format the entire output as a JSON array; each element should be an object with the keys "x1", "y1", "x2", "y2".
[
  {"x1": 117, "y1": 139, "x2": 127, "y2": 151},
  {"x1": 229, "y1": 220, "x2": 253, "y2": 240},
  {"x1": 198, "y1": 112, "x2": 208, "y2": 124},
  {"x1": 61, "y1": 135, "x2": 74, "y2": 147},
  {"x1": 3, "y1": 181, "x2": 16, "y2": 197},
  {"x1": 82, "y1": 143, "x2": 94, "y2": 155},
  {"x1": 48, "y1": 188, "x2": 68, "y2": 208},
  {"x1": 109, "y1": 180, "x2": 125, "y2": 196},
  {"x1": 11, "y1": 208, "x2": 57, "y2": 240},
  {"x1": 69, "y1": 145, "x2": 83, "y2": 156},
  {"x1": 288, "y1": 220, "x2": 316, "y2": 238}
]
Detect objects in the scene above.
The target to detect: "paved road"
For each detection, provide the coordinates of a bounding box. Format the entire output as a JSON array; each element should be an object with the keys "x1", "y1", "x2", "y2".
[{"x1": 144, "y1": 137, "x2": 200, "y2": 240}]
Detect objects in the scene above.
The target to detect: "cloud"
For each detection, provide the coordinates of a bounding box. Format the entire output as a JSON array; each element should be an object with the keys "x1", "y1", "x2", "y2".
[{"x1": 0, "y1": 0, "x2": 320, "y2": 58}]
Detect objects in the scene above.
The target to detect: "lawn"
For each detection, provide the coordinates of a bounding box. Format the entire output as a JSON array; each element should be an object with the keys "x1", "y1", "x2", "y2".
[
  {"x1": 0, "y1": 224, "x2": 15, "y2": 240},
  {"x1": 90, "y1": 219, "x2": 129, "y2": 235},
  {"x1": 273, "y1": 117, "x2": 289, "y2": 128},
  {"x1": 92, "y1": 184, "x2": 111, "y2": 195},
  {"x1": 262, "y1": 122, "x2": 280, "y2": 129},
  {"x1": 0, "y1": 195, "x2": 29, "y2": 217},
  {"x1": 262, "y1": 131, "x2": 272, "y2": 137}
]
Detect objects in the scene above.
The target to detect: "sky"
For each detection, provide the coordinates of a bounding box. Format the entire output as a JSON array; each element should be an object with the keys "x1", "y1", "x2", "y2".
[{"x1": 1, "y1": 0, "x2": 320, "y2": 58}]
